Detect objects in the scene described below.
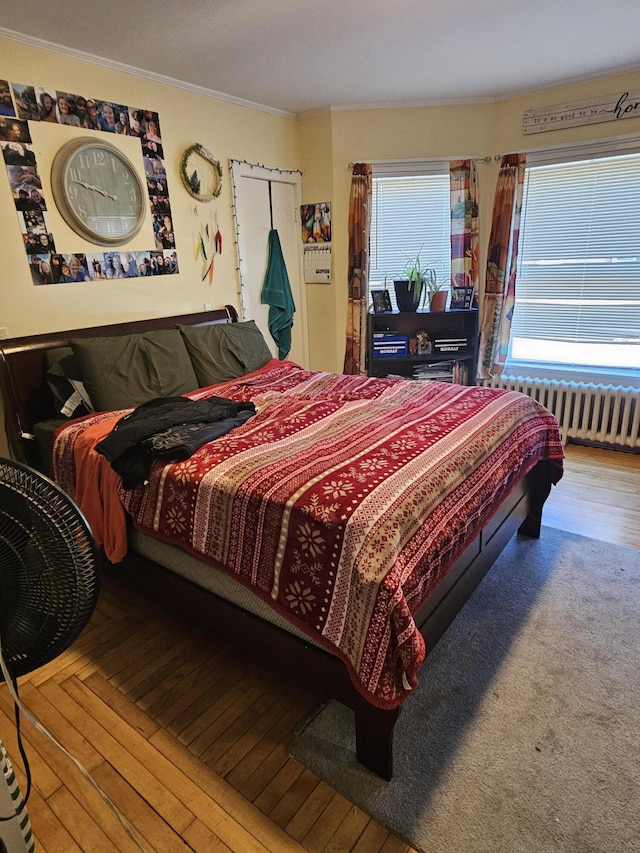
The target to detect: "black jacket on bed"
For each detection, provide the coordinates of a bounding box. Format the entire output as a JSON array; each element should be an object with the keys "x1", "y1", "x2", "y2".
[{"x1": 95, "y1": 396, "x2": 256, "y2": 489}]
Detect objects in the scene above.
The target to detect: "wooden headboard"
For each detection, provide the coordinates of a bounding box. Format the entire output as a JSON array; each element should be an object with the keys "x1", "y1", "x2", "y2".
[{"x1": 0, "y1": 304, "x2": 238, "y2": 470}]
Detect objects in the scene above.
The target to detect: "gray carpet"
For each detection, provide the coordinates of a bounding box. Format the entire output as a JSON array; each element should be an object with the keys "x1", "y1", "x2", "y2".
[{"x1": 290, "y1": 527, "x2": 640, "y2": 853}]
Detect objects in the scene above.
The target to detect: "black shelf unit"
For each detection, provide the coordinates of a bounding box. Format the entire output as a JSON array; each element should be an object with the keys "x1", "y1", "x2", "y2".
[{"x1": 367, "y1": 309, "x2": 479, "y2": 385}]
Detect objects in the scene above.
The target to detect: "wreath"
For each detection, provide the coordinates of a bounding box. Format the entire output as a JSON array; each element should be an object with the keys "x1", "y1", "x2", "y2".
[{"x1": 180, "y1": 143, "x2": 222, "y2": 201}]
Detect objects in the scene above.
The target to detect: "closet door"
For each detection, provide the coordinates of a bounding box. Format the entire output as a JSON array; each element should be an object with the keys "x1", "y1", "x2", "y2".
[{"x1": 230, "y1": 162, "x2": 308, "y2": 367}]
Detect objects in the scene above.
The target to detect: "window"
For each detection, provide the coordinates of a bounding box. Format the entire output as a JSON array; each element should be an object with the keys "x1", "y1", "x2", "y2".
[
  {"x1": 510, "y1": 141, "x2": 640, "y2": 382},
  {"x1": 369, "y1": 162, "x2": 451, "y2": 310}
]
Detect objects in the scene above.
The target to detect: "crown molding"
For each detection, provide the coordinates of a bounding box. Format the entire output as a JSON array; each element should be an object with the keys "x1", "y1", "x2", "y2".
[
  {"x1": 0, "y1": 27, "x2": 296, "y2": 119},
  {"x1": 307, "y1": 62, "x2": 640, "y2": 115}
]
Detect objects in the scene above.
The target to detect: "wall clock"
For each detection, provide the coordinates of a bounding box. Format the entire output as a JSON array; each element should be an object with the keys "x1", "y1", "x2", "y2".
[{"x1": 51, "y1": 137, "x2": 146, "y2": 245}]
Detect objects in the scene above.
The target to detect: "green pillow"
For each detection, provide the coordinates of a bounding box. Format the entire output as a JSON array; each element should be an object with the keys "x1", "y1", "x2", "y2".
[
  {"x1": 70, "y1": 329, "x2": 199, "y2": 412},
  {"x1": 179, "y1": 320, "x2": 273, "y2": 387}
]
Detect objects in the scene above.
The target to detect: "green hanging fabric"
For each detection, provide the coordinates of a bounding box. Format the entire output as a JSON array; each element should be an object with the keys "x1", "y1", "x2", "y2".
[{"x1": 261, "y1": 229, "x2": 296, "y2": 359}]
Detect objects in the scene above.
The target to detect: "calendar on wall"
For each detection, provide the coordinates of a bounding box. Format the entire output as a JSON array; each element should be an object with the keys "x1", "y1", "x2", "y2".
[{"x1": 303, "y1": 243, "x2": 331, "y2": 283}]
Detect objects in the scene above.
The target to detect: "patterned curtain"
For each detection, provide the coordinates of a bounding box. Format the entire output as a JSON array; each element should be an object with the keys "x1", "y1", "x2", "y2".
[
  {"x1": 344, "y1": 163, "x2": 372, "y2": 375},
  {"x1": 477, "y1": 153, "x2": 526, "y2": 380},
  {"x1": 449, "y1": 159, "x2": 479, "y2": 303}
]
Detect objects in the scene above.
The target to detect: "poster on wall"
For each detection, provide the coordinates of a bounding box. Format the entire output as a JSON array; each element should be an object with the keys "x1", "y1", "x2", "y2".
[
  {"x1": 300, "y1": 201, "x2": 331, "y2": 244},
  {"x1": 300, "y1": 201, "x2": 331, "y2": 282},
  {"x1": 0, "y1": 77, "x2": 179, "y2": 285}
]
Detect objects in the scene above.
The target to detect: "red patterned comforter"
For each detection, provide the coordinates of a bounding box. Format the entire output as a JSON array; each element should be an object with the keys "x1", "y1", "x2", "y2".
[{"x1": 53, "y1": 361, "x2": 564, "y2": 708}]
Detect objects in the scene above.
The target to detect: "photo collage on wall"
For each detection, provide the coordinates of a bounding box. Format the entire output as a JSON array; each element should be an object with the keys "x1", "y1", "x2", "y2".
[{"x1": 1, "y1": 79, "x2": 178, "y2": 286}]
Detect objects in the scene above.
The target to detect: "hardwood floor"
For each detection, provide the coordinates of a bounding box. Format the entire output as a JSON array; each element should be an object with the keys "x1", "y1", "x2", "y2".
[
  {"x1": 3, "y1": 443, "x2": 639, "y2": 852},
  {"x1": 543, "y1": 443, "x2": 640, "y2": 550}
]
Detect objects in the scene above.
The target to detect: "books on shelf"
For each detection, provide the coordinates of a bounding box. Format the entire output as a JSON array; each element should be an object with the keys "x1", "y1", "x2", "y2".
[
  {"x1": 453, "y1": 361, "x2": 470, "y2": 384},
  {"x1": 413, "y1": 362, "x2": 453, "y2": 381},
  {"x1": 412, "y1": 360, "x2": 469, "y2": 384}
]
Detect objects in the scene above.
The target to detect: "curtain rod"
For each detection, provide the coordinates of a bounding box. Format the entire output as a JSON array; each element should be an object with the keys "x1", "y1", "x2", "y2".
[
  {"x1": 493, "y1": 129, "x2": 640, "y2": 161},
  {"x1": 349, "y1": 130, "x2": 640, "y2": 171},
  {"x1": 347, "y1": 156, "x2": 493, "y2": 170}
]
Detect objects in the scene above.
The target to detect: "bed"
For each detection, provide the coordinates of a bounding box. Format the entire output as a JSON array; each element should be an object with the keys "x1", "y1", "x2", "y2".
[{"x1": 0, "y1": 305, "x2": 564, "y2": 778}]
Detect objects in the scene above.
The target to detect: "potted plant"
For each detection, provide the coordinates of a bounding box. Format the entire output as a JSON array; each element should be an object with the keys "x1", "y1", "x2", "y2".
[
  {"x1": 430, "y1": 283, "x2": 448, "y2": 311},
  {"x1": 394, "y1": 251, "x2": 439, "y2": 312}
]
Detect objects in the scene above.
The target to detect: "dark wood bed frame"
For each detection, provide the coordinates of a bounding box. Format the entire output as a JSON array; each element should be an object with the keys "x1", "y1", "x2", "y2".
[{"x1": 0, "y1": 306, "x2": 555, "y2": 779}]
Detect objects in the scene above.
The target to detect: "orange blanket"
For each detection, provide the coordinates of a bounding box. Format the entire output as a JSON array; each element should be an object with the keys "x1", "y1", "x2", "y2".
[{"x1": 68, "y1": 415, "x2": 128, "y2": 562}]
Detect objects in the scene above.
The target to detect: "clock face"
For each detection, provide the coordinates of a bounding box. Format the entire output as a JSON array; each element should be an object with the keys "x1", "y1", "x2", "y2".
[{"x1": 51, "y1": 138, "x2": 146, "y2": 245}]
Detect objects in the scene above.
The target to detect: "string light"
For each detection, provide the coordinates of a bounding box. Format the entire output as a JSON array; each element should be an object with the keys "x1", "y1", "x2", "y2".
[
  {"x1": 228, "y1": 159, "x2": 246, "y2": 320},
  {"x1": 229, "y1": 159, "x2": 303, "y2": 322}
]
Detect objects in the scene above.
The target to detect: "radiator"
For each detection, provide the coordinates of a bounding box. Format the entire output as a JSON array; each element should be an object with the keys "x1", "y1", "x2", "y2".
[{"x1": 482, "y1": 375, "x2": 640, "y2": 449}]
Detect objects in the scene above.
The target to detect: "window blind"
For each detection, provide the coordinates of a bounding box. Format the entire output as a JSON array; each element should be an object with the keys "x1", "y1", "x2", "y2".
[
  {"x1": 511, "y1": 152, "x2": 640, "y2": 373},
  {"x1": 369, "y1": 171, "x2": 451, "y2": 310}
]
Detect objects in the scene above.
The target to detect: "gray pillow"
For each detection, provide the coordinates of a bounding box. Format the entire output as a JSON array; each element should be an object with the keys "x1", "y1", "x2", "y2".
[
  {"x1": 70, "y1": 328, "x2": 199, "y2": 412},
  {"x1": 45, "y1": 347, "x2": 93, "y2": 418},
  {"x1": 179, "y1": 320, "x2": 273, "y2": 387}
]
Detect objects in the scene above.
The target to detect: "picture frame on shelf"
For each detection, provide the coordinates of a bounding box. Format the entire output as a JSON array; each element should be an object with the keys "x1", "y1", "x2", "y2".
[
  {"x1": 450, "y1": 285, "x2": 475, "y2": 309},
  {"x1": 371, "y1": 289, "x2": 392, "y2": 313}
]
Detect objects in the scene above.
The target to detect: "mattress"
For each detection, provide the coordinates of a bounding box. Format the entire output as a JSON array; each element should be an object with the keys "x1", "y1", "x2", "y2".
[{"x1": 129, "y1": 528, "x2": 319, "y2": 646}]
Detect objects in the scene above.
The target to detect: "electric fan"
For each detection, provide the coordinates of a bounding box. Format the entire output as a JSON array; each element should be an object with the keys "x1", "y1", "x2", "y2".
[{"x1": 0, "y1": 457, "x2": 101, "y2": 852}]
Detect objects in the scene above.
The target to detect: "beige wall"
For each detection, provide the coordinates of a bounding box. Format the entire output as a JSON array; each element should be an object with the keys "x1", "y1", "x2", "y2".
[
  {"x1": 0, "y1": 36, "x2": 300, "y2": 339},
  {"x1": 297, "y1": 110, "x2": 336, "y2": 372}
]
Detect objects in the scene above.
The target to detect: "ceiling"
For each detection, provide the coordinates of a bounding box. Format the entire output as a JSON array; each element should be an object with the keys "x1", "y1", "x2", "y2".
[{"x1": 3, "y1": 0, "x2": 640, "y2": 115}]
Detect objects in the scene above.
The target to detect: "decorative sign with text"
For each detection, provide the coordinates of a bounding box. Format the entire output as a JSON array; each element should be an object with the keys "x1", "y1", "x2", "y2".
[{"x1": 523, "y1": 89, "x2": 640, "y2": 134}]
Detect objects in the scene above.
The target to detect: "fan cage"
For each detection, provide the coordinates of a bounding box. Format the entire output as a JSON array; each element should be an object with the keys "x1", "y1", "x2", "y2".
[{"x1": 0, "y1": 458, "x2": 100, "y2": 679}]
